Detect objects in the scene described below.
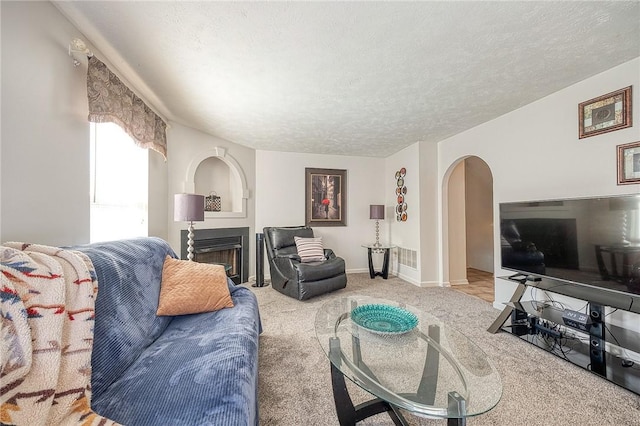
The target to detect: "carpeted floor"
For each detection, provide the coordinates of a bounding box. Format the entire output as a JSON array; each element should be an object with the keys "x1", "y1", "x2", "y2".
[{"x1": 243, "y1": 273, "x2": 640, "y2": 425}]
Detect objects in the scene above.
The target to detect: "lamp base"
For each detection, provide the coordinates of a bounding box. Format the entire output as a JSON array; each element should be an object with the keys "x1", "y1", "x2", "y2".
[
  {"x1": 187, "y1": 222, "x2": 195, "y2": 261},
  {"x1": 373, "y1": 220, "x2": 381, "y2": 248}
]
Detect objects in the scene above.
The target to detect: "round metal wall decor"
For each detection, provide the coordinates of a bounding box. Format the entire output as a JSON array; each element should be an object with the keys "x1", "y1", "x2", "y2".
[{"x1": 395, "y1": 168, "x2": 407, "y2": 222}]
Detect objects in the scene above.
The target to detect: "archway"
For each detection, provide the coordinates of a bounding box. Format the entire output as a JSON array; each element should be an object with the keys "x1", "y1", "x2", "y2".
[
  {"x1": 184, "y1": 147, "x2": 249, "y2": 217},
  {"x1": 443, "y1": 156, "x2": 495, "y2": 302}
]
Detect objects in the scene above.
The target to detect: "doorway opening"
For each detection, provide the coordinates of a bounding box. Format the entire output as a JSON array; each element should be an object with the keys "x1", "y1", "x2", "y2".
[{"x1": 444, "y1": 156, "x2": 494, "y2": 303}]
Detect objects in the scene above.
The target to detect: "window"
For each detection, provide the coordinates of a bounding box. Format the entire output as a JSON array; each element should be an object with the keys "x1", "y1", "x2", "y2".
[{"x1": 90, "y1": 122, "x2": 148, "y2": 242}]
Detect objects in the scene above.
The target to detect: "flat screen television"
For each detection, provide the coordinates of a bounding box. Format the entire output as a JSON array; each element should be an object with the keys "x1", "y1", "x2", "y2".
[{"x1": 499, "y1": 194, "x2": 640, "y2": 297}]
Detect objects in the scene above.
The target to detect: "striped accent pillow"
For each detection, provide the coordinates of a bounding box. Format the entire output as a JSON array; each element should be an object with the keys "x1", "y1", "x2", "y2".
[{"x1": 294, "y1": 236, "x2": 326, "y2": 263}]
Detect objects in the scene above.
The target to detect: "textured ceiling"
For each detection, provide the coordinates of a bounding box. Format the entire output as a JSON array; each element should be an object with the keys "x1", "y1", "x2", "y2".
[{"x1": 54, "y1": 1, "x2": 640, "y2": 157}]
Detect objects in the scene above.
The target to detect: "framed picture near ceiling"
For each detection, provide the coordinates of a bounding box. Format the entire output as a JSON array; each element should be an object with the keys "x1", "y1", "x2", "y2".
[
  {"x1": 617, "y1": 141, "x2": 640, "y2": 185},
  {"x1": 305, "y1": 168, "x2": 347, "y2": 226},
  {"x1": 579, "y1": 86, "x2": 632, "y2": 139}
]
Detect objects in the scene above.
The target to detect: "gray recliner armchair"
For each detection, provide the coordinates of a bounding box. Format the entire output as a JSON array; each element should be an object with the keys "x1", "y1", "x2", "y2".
[{"x1": 263, "y1": 226, "x2": 347, "y2": 300}]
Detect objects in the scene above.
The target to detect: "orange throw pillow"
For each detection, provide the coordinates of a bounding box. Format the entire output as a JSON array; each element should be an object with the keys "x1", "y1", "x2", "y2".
[{"x1": 157, "y1": 256, "x2": 234, "y2": 316}]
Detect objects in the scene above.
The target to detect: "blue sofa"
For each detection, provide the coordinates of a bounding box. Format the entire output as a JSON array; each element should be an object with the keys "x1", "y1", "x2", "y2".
[{"x1": 74, "y1": 237, "x2": 261, "y2": 426}]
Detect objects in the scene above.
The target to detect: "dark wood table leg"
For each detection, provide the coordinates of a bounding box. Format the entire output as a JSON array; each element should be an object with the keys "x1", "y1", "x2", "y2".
[
  {"x1": 329, "y1": 337, "x2": 408, "y2": 426},
  {"x1": 414, "y1": 325, "x2": 470, "y2": 425},
  {"x1": 368, "y1": 247, "x2": 391, "y2": 279},
  {"x1": 382, "y1": 248, "x2": 390, "y2": 279},
  {"x1": 367, "y1": 248, "x2": 375, "y2": 279},
  {"x1": 447, "y1": 391, "x2": 467, "y2": 426},
  {"x1": 417, "y1": 325, "x2": 440, "y2": 404},
  {"x1": 329, "y1": 338, "x2": 358, "y2": 426}
]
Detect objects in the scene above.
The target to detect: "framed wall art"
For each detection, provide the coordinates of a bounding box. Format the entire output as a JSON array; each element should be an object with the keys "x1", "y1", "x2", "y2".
[
  {"x1": 617, "y1": 141, "x2": 640, "y2": 185},
  {"x1": 395, "y1": 167, "x2": 407, "y2": 222},
  {"x1": 305, "y1": 168, "x2": 347, "y2": 226},
  {"x1": 579, "y1": 86, "x2": 632, "y2": 139}
]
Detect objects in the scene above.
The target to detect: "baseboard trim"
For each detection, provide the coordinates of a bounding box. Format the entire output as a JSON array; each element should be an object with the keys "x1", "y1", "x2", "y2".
[
  {"x1": 418, "y1": 280, "x2": 441, "y2": 288},
  {"x1": 395, "y1": 274, "x2": 442, "y2": 288},
  {"x1": 394, "y1": 273, "x2": 414, "y2": 285},
  {"x1": 450, "y1": 279, "x2": 470, "y2": 286},
  {"x1": 346, "y1": 268, "x2": 369, "y2": 274}
]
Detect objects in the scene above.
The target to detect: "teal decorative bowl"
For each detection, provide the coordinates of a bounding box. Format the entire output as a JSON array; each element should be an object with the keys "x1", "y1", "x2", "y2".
[{"x1": 350, "y1": 304, "x2": 419, "y2": 334}]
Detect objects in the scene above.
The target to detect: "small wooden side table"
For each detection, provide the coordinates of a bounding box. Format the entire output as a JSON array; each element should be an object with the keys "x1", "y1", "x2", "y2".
[{"x1": 362, "y1": 244, "x2": 396, "y2": 279}]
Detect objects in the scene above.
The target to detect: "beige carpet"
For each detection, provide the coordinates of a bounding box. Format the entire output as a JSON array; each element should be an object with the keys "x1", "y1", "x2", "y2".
[{"x1": 243, "y1": 273, "x2": 640, "y2": 425}]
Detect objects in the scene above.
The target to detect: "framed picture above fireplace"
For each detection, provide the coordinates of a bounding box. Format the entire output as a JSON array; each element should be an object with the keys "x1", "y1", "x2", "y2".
[{"x1": 305, "y1": 168, "x2": 347, "y2": 227}]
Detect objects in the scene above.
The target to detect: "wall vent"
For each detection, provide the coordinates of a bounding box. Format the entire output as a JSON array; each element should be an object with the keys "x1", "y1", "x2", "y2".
[{"x1": 398, "y1": 247, "x2": 418, "y2": 269}]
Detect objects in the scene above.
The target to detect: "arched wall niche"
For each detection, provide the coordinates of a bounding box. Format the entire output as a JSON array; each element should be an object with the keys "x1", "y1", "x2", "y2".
[{"x1": 184, "y1": 147, "x2": 249, "y2": 218}]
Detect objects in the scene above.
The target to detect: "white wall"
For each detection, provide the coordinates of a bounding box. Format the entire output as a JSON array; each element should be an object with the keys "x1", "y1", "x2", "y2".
[
  {"x1": 385, "y1": 144, "x2": 421, "y2": 283},
  {"x1": 381, "y1": 141, "x2": 442, "y2": 288},
  {"x1": 1, "y1": 1, "x2": 90, "y2": 245},
  {"x1": 1, "y1": 1, "x2": 169, "y2": 246},
  {"x1": 148, "y1": 150, "x2": 169, "y2": 241},
  {"x1": 255, "y1": 150, "x2": 385, "y2": 273},
  {"x1": 383, "y1": 141, "x2": 441, "y2": 286},
  {"x1": 195, "y1": 158, "x2": 232, "y2": 211},
  {"x1": 418, "y1": 141, "x2": 440, "y2": 286},
  {"x1": 437, "y1": 57, "x2": 640, "y2": 310}
]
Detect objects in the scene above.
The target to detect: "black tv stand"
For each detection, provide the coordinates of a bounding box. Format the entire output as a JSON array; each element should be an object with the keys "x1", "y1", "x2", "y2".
[{"x1": 488, "y1": 275, "x2": 640, "y2": 396}]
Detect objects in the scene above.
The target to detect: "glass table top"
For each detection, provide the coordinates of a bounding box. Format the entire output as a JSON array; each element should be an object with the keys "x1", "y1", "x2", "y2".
[
  {"x1": 314, "y1": 295, "x2": 502, "y2": 419},
  {"x1": 361, "y1": 244, "x2": 397, "y2": 249}
]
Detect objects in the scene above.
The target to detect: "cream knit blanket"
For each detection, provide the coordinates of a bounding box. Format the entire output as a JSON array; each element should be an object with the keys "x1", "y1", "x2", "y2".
[{"x1": 0, "y1": 243, "x2": 118, "y2": 426}]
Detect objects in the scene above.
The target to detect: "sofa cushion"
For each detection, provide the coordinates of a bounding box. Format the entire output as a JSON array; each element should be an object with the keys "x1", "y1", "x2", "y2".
[
  {"x1": 157, "y1": 256, "x2": 234, "y2": 316},
  {"x1": 268, "y1": 226, "x2": 314, "y2": 250},
  {"x1": 72, "y1": 237, "x2": 176, "y2": 403},
  {"x1": 91, "y1": 282, "x2": 261, "y2": 426},
  {"x1": 294, "y1": 236, "x2": 326, "y2": 262}
]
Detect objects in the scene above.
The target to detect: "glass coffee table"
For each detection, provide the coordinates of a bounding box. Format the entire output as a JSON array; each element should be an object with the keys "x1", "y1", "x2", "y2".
[{"x1": 315, "y1": 296, "x2": 502, "y2": 425}]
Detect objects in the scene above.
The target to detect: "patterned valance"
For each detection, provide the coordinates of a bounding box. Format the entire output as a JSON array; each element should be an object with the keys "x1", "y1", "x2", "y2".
[{"x1": 87, "y1": 56, "x2": 167, "y2": 159}]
